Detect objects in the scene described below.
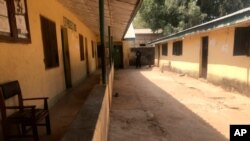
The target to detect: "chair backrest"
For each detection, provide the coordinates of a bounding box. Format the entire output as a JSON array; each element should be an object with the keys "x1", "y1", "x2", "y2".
[
  {"x1": 0, "y1": 80, "x2": 24, "y2": 119},
  {"x1": 1, "y1": 81, "x2": 22, "y2": 99}
]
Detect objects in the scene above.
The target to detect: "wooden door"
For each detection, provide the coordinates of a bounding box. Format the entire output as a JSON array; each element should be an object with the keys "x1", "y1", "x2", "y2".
[
  {"x1": 201, "y1": 36, "x2": 209, "y2": 78},
  {"x1": 157, "y1": 45, "x2": 160, "y2": 67},
  {"x1": 114, "y1": 45, "x2": 123, "y2": 69},
  {"x1": 85, "y1": 37, "x2": 90, "y2": 76},
  {"x1": 61, "y1": 27, "x2": 72, "y2": 88}
]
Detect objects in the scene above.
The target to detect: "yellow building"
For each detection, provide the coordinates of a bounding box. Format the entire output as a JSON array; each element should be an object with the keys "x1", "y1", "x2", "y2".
[
  {"x1": 0, "y1": 0, "x2": 141, "y2": 105},
  {"x1": 123, "y1": 27, "x2": 163, "y2": 68},
  {"x1": 151, "y1": 8, "x2": 250, "y2": 94},
  {"x1": 0, "y1": 0, "x2": 141, "y2": 140}
]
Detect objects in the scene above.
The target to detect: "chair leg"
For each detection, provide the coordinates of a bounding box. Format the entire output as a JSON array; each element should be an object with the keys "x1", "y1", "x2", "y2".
[
  {"x1": 2, "y1": 124, "x2": 10, "y2": 141},
  {"x1": 21, "y1": 124, "x2": 26, "y2": 135},
  {"x1": 45, "y1": 115, "x2": 51, "y2": 134},
  {"x1": 32, "y1": 123, "x2": 39, "y2": 141}
]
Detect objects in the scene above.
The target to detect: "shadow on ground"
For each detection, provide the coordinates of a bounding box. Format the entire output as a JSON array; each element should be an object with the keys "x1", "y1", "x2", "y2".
[{"x1": 109, "y1": 68, "x2": 228, "y2": 141}]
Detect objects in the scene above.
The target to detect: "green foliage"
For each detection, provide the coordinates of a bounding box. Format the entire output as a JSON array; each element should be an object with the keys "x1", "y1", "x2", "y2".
[
  {"x1": 197, "y1": 0, "x2": 250, "y2": 21},
  {"x1": 137, "y1": 0, "x2": 250, "y2": 35},
  {"x1": 139, "y1": 0, "x2": 206, "y2": 35},
  {"x1": 133, "y1": 13, "x2": 148, "y2": 29}
]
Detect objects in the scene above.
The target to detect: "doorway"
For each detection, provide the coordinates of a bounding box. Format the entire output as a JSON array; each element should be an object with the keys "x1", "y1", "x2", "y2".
[
  {"x1": 61, "y1": 27, "x2": 72, "y2": 88},
  {"x1": 85, "y1": 37, "x2": 90, "y2": 76},
  {"x1": 157, "y1": 45, "x2": 160, "y2": 67},
  {"x1": 200, "y1": 36, "x2": 209, "y2": 78},
  {"x1": 114, "y1": 45, "x2": 124, "y2": 69}
]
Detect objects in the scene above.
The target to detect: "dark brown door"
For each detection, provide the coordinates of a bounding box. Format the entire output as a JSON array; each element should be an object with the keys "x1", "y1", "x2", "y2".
[
  {"x1": 157, "y1": 45, "x2": 160, "y2": 67},
  {"x1": 201, "y1": 36, "x2": 208, "y2": 78},
  {"x1": 85, "y1": 37, "x2": 90, "y2": 76},
  {"x1": 61, "y1": 27, "x2": 72, "y2": 88},
  {"x1": 114, "y1": 45, "x2": 124, "y2": 69}
]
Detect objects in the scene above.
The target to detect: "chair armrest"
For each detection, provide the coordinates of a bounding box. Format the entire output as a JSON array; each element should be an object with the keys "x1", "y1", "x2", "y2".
[
  {"x1": 23, "y1": 97, "x2": 48, "y2": 101},
  {"x1": 6, "y1": 105, "x2": 36, "y2": 110},
  {"x1": 23, "y1": 97, "x2": 49, "y2": 110}
]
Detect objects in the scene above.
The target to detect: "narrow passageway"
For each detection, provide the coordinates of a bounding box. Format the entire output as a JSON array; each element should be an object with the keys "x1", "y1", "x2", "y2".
[
  {"x1": 108, "y1": 67, "x2": 250, "y2": 141},
  {"x1": 22, "y1": 72, "x2": 100, "y2": 141}
]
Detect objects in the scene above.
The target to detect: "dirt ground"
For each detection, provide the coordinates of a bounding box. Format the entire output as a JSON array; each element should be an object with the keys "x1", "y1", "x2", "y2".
[{"x1": 108, "y1": 67, "x2": 250, "y2": 141}]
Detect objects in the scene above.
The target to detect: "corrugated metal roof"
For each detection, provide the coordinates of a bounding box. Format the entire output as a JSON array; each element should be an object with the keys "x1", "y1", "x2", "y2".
[
  {"x1": 135, "y1": 29, "x2": 162, "y2": 34},
  {"x1": 58, "y1": 0, "x2": 142, "y2": 41},
  {"x1": 149, "y1": 7, "x2": 250, "y2": 45}
]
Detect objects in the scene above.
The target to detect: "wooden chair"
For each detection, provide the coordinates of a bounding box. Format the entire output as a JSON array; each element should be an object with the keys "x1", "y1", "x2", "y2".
[{"x1": 0, "y1": 80, "x2": 51, "y2": 141}]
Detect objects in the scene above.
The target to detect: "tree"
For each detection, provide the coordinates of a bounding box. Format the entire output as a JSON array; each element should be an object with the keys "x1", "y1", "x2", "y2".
[
  {"x1": 139, "y1": 0, "x2": 167, "y2": 32},
  {"x1": 133, "y1": 13, "x2": 148, "y2": 29},
  {"x1": 137, "y1": 0, "x2": 250, "y2": 35},
  {"x1": 197, "y1": 0, "x2": 250, "y2": 21},
  {"x1": 139, "y1": 0, "x2": 206, "y2": 35}
]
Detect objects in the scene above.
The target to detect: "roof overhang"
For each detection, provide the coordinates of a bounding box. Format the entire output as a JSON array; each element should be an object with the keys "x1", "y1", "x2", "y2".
[
  {"x1": 58, "y1": 0, "x2": 142, "y2": 41},
  {"x1": 124, "y1": 23, "x2": 135, "y2": 40},
  {"x1": 149, "y1": 7, "x2": 250, "y2": 45}
]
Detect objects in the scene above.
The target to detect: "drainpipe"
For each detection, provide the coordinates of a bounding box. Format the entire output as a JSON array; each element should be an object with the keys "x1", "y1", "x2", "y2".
[{"x1": 99, "y1": 0, "x2": 106, "y2": 84}]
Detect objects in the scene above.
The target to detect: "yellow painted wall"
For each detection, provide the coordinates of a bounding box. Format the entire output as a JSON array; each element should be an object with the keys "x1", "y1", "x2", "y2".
[
  {"x1": 207, "y1": 26, "x2": 250, "y2": 83},
  {"x1": 0, "y1": 0, "x2": 97, "y2": 106},
  {"x1": 157, "y1": 22, "x2": 250, "y2": 85},
  {"x1": 154, "y1": 45, "x2": 160, "y2": 66},
  {"x1": 159, "y1": 35, "x2": 201, "y2": 77},
  {"x1": 158, "y1": 43, "x2": 170, "y2": 69},
  {"x1": 122, "y1": 40, "x2": 134, "y2": 68}
]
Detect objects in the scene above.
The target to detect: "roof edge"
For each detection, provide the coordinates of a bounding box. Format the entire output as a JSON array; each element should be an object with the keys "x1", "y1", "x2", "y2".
[
  {"x1": 122, "y1": 0, "x2": 143, "y2": 40},
  {"x1": 149, "y1": 7, "x2": 250, "y2": 45}
]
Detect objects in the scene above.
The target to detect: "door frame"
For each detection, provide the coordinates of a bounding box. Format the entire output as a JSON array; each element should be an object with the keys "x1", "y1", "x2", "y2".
[
  {"x1": 200, "y1": 36, "x2": 209, "y2": 78},
  {"x1": 157, "y1": 44, "x2": 160, "y2": 67},
  {"x1": 114, "y1": 45, "x2": 124, "y2": 69},
  {"x1": 61, "y1": 27, "x2": 72, "y2": 88},
  {"x1": 85, "y1": 37, "x2": 90, "y2": 76}
]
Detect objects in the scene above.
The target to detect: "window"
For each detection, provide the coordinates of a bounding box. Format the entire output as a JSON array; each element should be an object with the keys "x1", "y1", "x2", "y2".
[
  {"x1": 140, "y1": 43, "x2": 146, "y2": 46},
  {"x1": 79, "y1": 34, "x2": 85, "y2": 60},
  {"x1": 40, "y1": 16, "x2": 59, "y2": 69},
  {"x1": 233, "y1": 27, "x2": 250, "y2": 56},
  {"x1": 173, "y1": 41, "x2": 183, "y2": 56},
  {"x1": 0, "y1": 0, "x2": 31, "y2": 43},
  {"x1": 91, "y1": 40, "x2": 95, "y2": 58},
  {"x1": 85, "y1": 37, "x2": 88, "y2": 58},
  {"x1": 162, "y1": 43, "x2": 168, "y2": 56}
]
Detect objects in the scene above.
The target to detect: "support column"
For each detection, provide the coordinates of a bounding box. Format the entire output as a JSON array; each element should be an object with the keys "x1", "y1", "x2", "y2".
[
  {"x1": 108, "y1": 26, "x2": 112, "y2": 66},
  {"x1": 111, "y1": 36, "x2": 113, "y2": 64},
  {"x1": 99, "y1": 0, "x2": 106, "y2": 84}
]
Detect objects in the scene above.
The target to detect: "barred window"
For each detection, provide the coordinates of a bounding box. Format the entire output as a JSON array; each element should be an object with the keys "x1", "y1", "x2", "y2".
[
  {"x1": 79, "y1": 34, "x2": 85, "y2": 60},
  {"x1": 233, "y1": 27, "x2": 250, "y2": 56},
  {"x1": 162, "y1": 43, "x2": 168, "y2": 56},
  {"x1": 173, "y1": 41, "x2": 183, "y2": 56}
]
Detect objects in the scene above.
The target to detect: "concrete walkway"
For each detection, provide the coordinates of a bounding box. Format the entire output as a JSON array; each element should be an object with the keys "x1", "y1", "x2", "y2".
[
  {"x1": 25, "y1": 72, "x2": 100, "y2": 141},
  {"x1": 108, "y1": 67, "x2": 250, "y2": 141}
]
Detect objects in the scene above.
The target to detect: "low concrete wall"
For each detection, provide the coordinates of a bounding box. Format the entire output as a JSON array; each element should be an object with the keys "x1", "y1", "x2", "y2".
[{"x1": 61, "y1": 65, "x2": 114, "y2": 141}]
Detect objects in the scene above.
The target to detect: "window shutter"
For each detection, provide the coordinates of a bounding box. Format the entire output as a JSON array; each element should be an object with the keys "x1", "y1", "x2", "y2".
[
  {"x1": 79, "y1": 34, "x2": 85, "y2": 60},
  {"x1": 41, "y1": 17, "x2": 50, "y2": 67},
  {"x1": 247, "y1": 28, "x2": 250, "y2": 56},
  {"x1": 173, "y1": 41, "x2": 182, "y2": 56},
  {"x1": 233, "y1": 27, "x2": 248, "y2": 56},
  {"x1": 40, "y1": 16, "x2": 59, "y2": 69},
  {"x1": 179, "y1": 41, "x2": 183, "y2": 55},
  {"x1": 50, "y1": 21, "x2": 59, "y2": 67},
  {"x1": 162, "y1": 43, "x2": 168, "y2": 56}
]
